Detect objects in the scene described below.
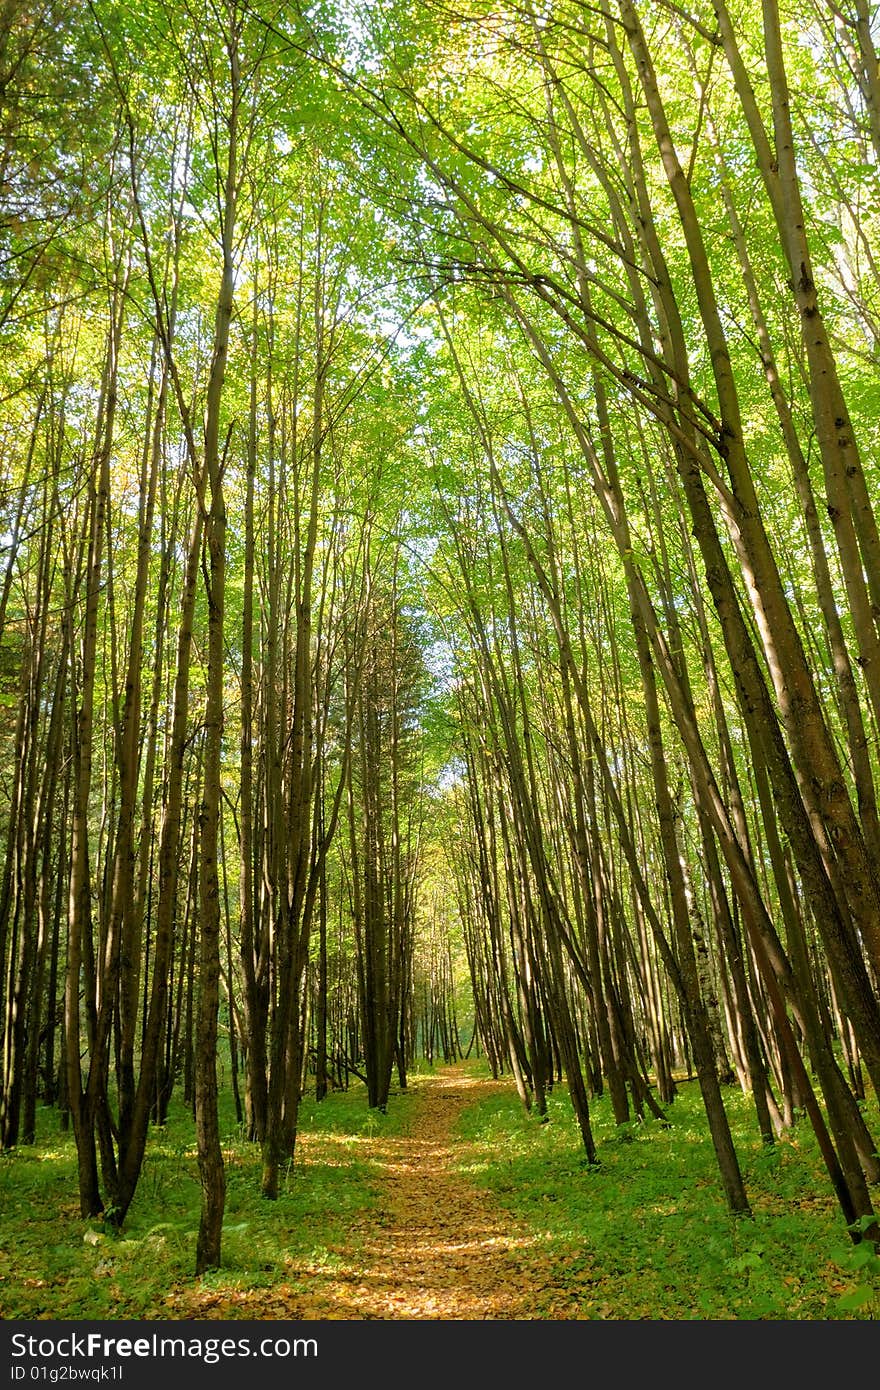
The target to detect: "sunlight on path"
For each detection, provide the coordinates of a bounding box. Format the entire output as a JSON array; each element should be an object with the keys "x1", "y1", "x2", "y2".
[
  {"x1": 313, "y1": 1068, "x2": 541, "y2": 1319},
  {"x1": 167, "y1": 1065, "x2": 586, "y2": 1320}
]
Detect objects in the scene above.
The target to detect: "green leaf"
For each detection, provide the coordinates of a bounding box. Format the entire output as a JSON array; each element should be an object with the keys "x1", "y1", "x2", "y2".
[
  {"x1": 848, "y1": 1242, "x2": 880, "y2": 1271},
  {"x1": 836, "y1": 1286, "x2": 873, "y2": 1312}
]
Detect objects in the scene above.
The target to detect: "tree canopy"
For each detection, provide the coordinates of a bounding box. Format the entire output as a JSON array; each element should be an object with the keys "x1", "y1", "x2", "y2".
[{"x1": 1, "y1": 0, "x2": 880, "y2": 1288}]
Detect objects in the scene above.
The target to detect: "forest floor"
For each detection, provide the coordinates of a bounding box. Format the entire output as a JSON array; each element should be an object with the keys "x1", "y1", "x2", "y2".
[
  {"x1": 3, "y1": 1060, "x2": 879, "y2": 1320},
  {"x1": 169, "y1": 1065, "x2": 579, "y2": 1319}
]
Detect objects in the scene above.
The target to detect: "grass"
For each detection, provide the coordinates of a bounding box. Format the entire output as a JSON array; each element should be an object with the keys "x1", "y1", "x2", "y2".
[
  {"x1": 0, "y1": 1080, "x2": 418, "y2": 1320},
  {"x1": 2, "y1": 1061, "x2": 879, "y2": 1320},
  {"x1": 453, "y1": 1070, "x2": 880, "y2": 1319}
]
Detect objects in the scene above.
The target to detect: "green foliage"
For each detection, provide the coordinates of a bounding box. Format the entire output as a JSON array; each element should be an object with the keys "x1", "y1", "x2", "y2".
[
  {"x1": 0, "y1": 1084, "x2": 415, "y2": 1319},
  {"x1": 454, "y1": 1078, "x2": 880, "y2": 1320},
  {"x1": 2, "y1": 1064, "x2": 879, "y2": 1321},
  {"x1": 3, "y1": 0, "x2": 880, "y2": 1323}
]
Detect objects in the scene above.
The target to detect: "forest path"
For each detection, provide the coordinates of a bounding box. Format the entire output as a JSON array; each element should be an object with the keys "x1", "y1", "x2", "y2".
[
  {"x1": 162, "y1": 1064, "x2": 595, "y2": 1321},
  {"x1": 288, "y1": 1064, "x2": 545, "y2": 1319}
]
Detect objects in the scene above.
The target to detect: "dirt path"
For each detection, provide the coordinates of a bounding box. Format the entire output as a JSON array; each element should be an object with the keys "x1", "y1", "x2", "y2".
[
  {"x1": 167, "y1": 1064, "x2": 585, "y2": 1320},
  {"x1": 301, "y1": 1066, "x2": 544, "y2": 1319}
]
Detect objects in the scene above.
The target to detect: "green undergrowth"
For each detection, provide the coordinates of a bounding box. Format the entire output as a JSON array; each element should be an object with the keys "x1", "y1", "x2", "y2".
[
  {"x1": 0, "y1": 1080, "x2": 417, "y2": 1320},
  {"x1": 4, "y1": 1062, "x2": 879, "y2": 1321},
  {"x1": 454, "y1": 1070, "x2": 880, "y2": 1319}
]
